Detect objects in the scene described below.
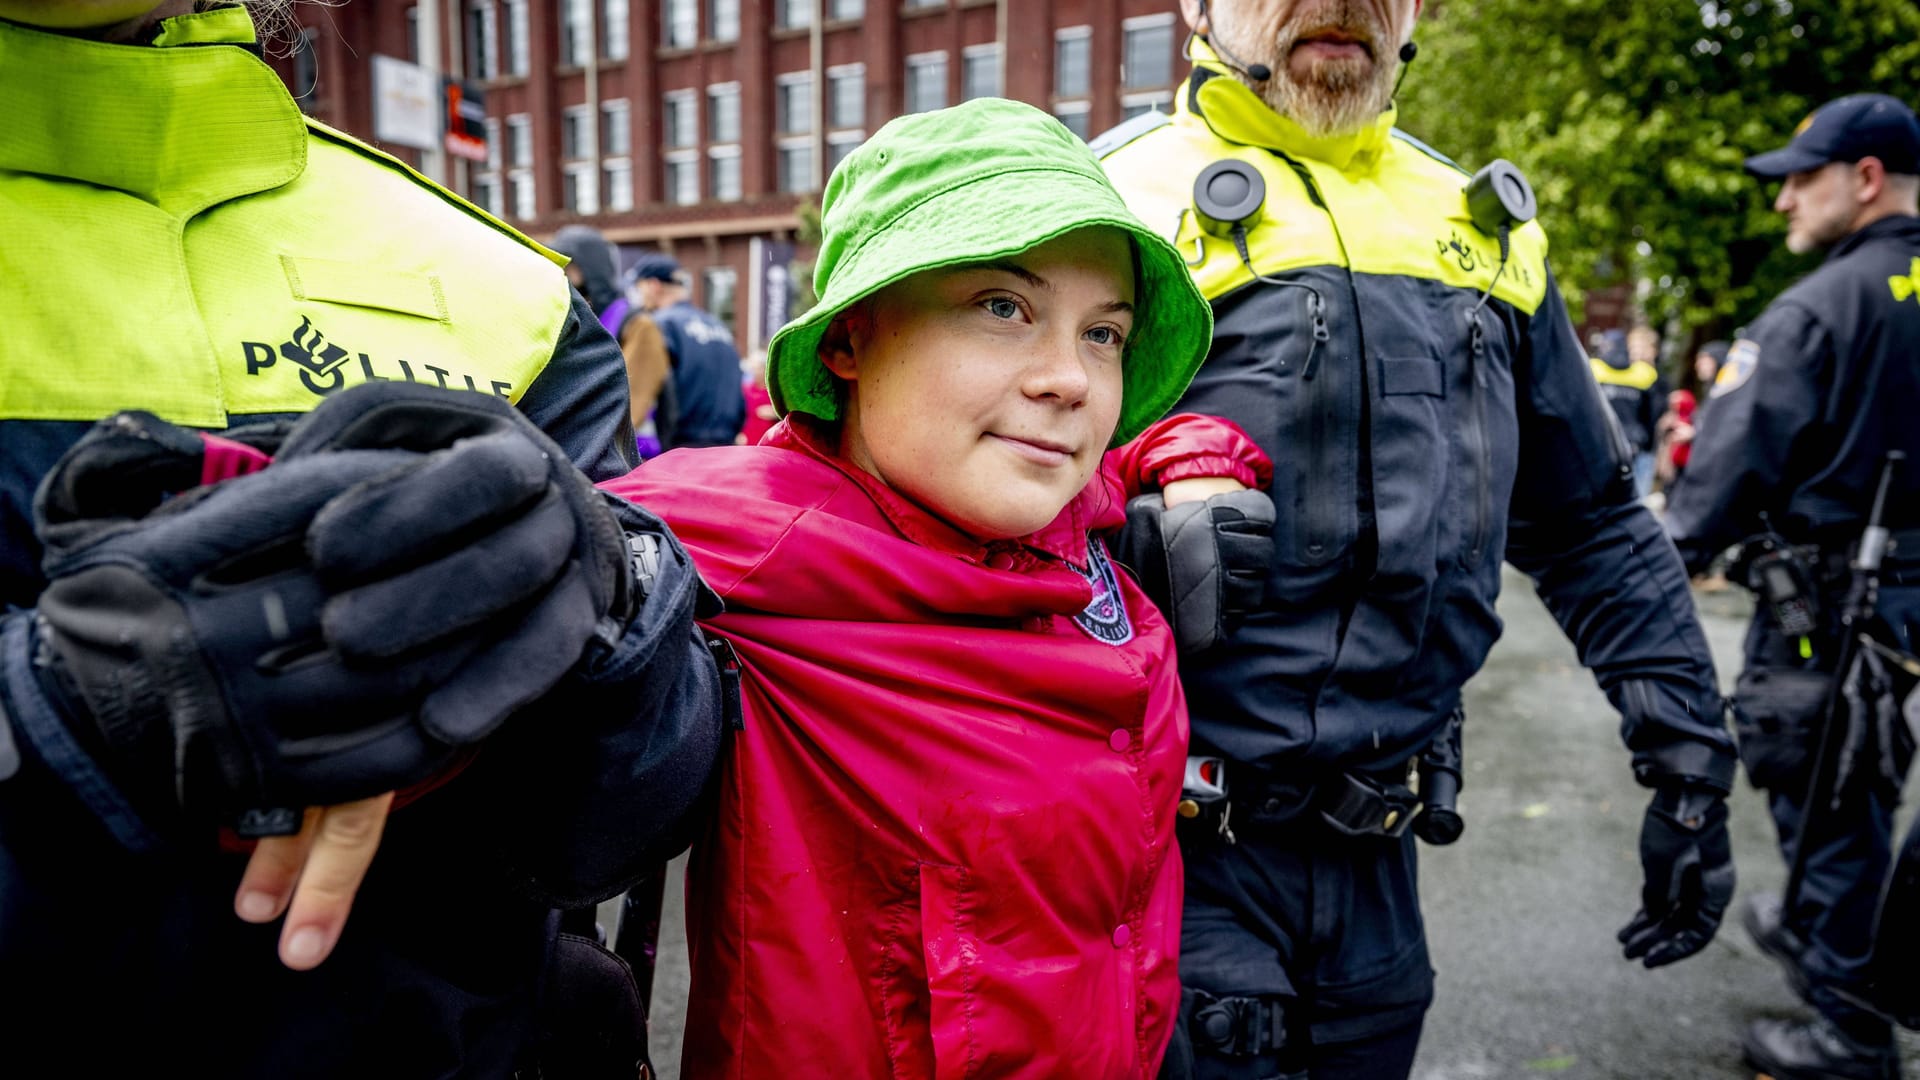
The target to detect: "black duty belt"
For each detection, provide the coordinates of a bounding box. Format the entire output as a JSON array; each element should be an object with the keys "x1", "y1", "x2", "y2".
[{"x1": 1177, "y1": 759, "x2": 1421, "y2": 844}]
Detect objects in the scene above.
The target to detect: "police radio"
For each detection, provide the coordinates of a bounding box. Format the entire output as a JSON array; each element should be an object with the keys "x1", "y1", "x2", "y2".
[
  {"x1": 1749, "y1": 544, "x2": 1821, "y2": 638},
  {"x1": 1190, "y1": 159, "x2": 1331, "y2": 375},
  {"x1": 1461, "y1": 160, "x2": 1538, "y2": 358}
]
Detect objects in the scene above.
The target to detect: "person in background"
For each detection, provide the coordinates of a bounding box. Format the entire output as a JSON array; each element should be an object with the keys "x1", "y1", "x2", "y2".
[
  {"x1": 1591, "y1": 326, "x2": 1670, "y2": 499},
  {"x1": 629, "y1": 253, "x2": 747, "y2": 449}
]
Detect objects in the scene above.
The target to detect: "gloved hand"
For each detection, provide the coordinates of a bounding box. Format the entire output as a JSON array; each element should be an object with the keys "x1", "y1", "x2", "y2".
[
  {"x1": 1617, "y1": 783, "x2": 1735, "y2": 967},
  {"x1": 33, "y1": 383, "x2": 637, "y2": 835},
  {"x1": 1116, "y1": 488, "x2": 1275, "y2": 653}
]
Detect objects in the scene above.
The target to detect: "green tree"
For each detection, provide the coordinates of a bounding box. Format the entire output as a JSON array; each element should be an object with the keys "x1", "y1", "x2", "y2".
[{"x1": 1402, "y1": 0, "x2": 1920, "y2": 343}]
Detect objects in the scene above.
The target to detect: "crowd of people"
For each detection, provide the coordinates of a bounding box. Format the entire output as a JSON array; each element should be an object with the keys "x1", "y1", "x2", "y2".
[{"x1": 2, "y1": 2, "x2": 1917, "y2": 1080}]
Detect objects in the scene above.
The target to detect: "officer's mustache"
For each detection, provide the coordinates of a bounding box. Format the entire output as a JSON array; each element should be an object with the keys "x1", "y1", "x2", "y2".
[{"x1": 1275, "y1": 2, "x2": 1383, "y2": 63}]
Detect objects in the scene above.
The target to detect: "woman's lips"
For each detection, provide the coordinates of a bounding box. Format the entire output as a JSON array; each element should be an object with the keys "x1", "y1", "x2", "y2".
[{"x1": 990, "y1": 433, "x2": 1075, "y2": 467}]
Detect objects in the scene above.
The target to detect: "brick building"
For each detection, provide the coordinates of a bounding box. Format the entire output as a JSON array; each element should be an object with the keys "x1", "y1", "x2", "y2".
[{"x1": 268, "y1": 0, "x2": 1188, "y2": 356}]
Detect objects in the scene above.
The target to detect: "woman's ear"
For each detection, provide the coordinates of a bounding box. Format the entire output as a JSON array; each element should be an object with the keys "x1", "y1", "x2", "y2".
[{"x1": 817, "y1": 305, "x2": 866, "y2": 380}]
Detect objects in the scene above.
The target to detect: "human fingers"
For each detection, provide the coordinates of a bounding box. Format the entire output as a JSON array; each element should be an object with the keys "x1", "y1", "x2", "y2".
[
  {"x1": 234, "y1": 806, "x2": 325, "y2": 924},
  {"x1": 278, "y1": 792, "x2": 395, "y2": 971}
]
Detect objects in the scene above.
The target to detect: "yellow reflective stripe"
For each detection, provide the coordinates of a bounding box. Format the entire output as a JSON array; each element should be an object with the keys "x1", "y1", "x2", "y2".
[{"x1": 1588, "y1": 358, "x2": 1660, "y2": 390}]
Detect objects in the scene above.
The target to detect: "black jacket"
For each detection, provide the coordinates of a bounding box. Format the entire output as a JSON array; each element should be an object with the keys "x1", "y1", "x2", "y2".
[{"x1": 1669, "y1": 215, "x2": 1920, "y2": 570}]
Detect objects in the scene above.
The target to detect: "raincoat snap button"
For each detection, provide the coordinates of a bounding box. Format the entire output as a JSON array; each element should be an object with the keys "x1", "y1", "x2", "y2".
[
  {"x1": 986, "y1": 552, "x2": 1016, "y2": 570},
  {"x1": 1108, "y1": 728, "x2": 1131, "y2": 752},
  {"x1": 1111, "y1": 924, "x2": 1131, "y2": 948}
]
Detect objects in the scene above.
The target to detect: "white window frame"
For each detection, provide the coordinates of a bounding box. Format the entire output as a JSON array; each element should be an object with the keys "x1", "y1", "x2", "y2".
[
  {"x1": 507, "y1": 113, "x2": 533, "y2": 168},
  {"x1": 600, "y1": 98, "x2": 631, "y2": 158},
  {"x1": 483, "y1": 116, "x2": 503, "y2": 171},
  {"x1": 562, "y1": 161, "x2": 599, "y2": 215},
  {"x1": 708, "y1": 0, "x2": 740, "y2": 43},
  {"x1": 776, "y1": 135, "x2": 815, "y2": 194},
  {"x1": 508, "y1": 168, "x2": 536, "y2": 220},
  {"x1": 1120, "y1": 90, "x2": 1173, "y2": 120},
  {"x1": 664, "y1": 149, "x2": 700, "y2": 205},
  {"x1": 1054, "y1": 25, "x2": 1091, "y2": 100},
  {"x1": 558, "y1": 0, "x2": 591, "y2": 67},
  {"x1": 1122, "y1": 12, "x2": 1177, "y2": 92},
  {"x1": 1052, "y1": 99, "x2": 1091, "y2": 140},
  {"x1": 827, "y1": 0, "x2": 863, "y2": 19},
  {"x1": 601, "y1": 157, "x2": 633, "y2": 212},
  {"x1": 777, "y1": 0, "x2": 811, "y2": 31},
  {"x1": 775, "y1": 71, "x2": 813, "y2": 135},
  {"x1": 601, "y1": 0, "x2": 629, "y2": 60},
  {"x1": 706, "y1": 82, "x2": 741, "y2": 145},
  {"x1": 661, "y1": 0, "x2": 696, "y2": 49},
  {"x1": 961, "y1": 42, "x2": 1001, "y2": 101},
  {"x1": 467, "y1": 0, "x2": 498, "y2": 80},
  {"x1": 904, "y1": 50, "x2": 947, "y2": 114},
  {"x1": 561, "y1": 103, "x2": 595, "y2": 160},
  {"x1": 662, "y1": 89, "x2": 697, "y2": 149},
  {"x1": 503, "y1": 0, "x2": 530, "y2": 74},
  {"x1": 827, "y1": 62, "x2": 865, "y2": 131},
  {"x1": 707, "y1": 144, "x2": 743, "y2": 202}
]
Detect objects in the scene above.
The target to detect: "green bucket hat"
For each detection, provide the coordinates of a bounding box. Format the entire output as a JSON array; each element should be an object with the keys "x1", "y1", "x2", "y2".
[{"x1": 767, "y1": 98, "x2": 1214, "y2": 447}]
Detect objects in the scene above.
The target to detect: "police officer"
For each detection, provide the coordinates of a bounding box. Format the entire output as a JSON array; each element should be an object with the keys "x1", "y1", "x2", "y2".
[
  {"x1": 0, "y1": 3, "x2": 724, "y2": 1074},
  {"x1": 1590, "y1": 327, "x2": 1670, "y2": 498},
  {"x1": 1667, "y1": 93, "x2": 1920, "y2": 1080},
  {"x1": 1097, "y1": 1, "x2": 1737, "y2": 1076},
  {"x1": 629, "y1": 253, "x2": 748, "y2": 448}
]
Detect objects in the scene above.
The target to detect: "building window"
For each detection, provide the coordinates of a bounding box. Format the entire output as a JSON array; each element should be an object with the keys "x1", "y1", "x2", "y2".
[
  {"x1": 563, "y1": 162, "x2": 599, "y2": 214},
  {"x1": 777, "y1": 138, "x2": 814, "y2": 194},
  {"x1": 962, "y1": 43, "x2": 1000, "y2": 101},
  {"x1": 601, "y1": 0, "x2": 628, "y2": 60},
  {"x1": 602, "y1": 158, "x2": 633, "y2": 211},
  {"x1": 406, "y1": 5, "x2": 419, "y2": 61},
  {"x1": 562, "y1": 105, "x2": 594, "y2": 160},
  {"x1": 707, "y1": 83, "x2": 741, "y2": 144},
  {"x1": 776, "y1": 73, "x2": 812, "y2": 136},
  {"x1": 827, "y1": 130, "x2": 864, "y2": 176},
  {"x1": 508, "y1": 169, "x2": 536, "y2": 219},
  {"x1": 471, "y1": 174, "x2": 501, "y2": 215},
  {"x1": 503, "y1": 0, "x2": 530, "y2": 74},
  {"x1": 1055, "y1": 26, "x2": 1091, "y2": 99},
  {"x1": 708, "y1": 147, "x2": 742, "y2": 202},
  {"x1": 1121, "y1": 92, "x2": 1172, "y2": 120},
  {"x1": 827, "y1": 0, "x2": 863, "y2": 18},
  {"x1": 507, "y1": 113, "x2": 533, "y2": 168},
  {"x1": 704, "y1": 267, "x2": 738, "y2": 337},
  {"x1": 601, "y1": 99, "x2": 630, "y2": 158},
  {"x1": 904, "y1": 0, "x2": 943, "y2": 9},
  {"x1": 777, "y1": 0, "x2": 810, "y2": 30},
  {"x1": 484, "y1": 117, "x2": 503, "y2": 170},
  {"x1": 663, "y1": 90, "x2": 697, "y2": 149},
  {"x1": 466, "y1": 0, "x2": 497, "y2": 80},
  {"x1": 904, "y1": 52, "x2": 946, "y2": 114},
  {"x1": 664, "y1": 151, "x2": 700, "y2": 205},
  {"x1": 828, "y1": 64, "x2": 864, "y2": 130},
  {"x1": 662, "y1": 0, "x2": 696, "y2": 49},
  {"x1": 1123, "y1": 13, "x2": 1176, "y2": 92},
  {"x1": 1053, "y1": 100, "x2": 1091, "y2": 141},
  {"x1": 559, "y1": 0, "x2": 591, "y2": 66},
  {"x1": 708, "y1": 0, "x2": 739, "y2": 43}
]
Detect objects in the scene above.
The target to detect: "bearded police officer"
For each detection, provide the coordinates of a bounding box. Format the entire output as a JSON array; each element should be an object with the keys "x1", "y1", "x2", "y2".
[
  {"x1": 1668, "y1": 94, "x2": 1920, "y2": 1080},
  {"x1": 1097, "y1": 2, "x2": 1736, "y2": 1076}
]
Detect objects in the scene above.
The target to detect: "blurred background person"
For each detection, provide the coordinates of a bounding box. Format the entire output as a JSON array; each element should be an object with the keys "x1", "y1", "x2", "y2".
[{"x1": 630, "y1": 253, "x2": 746, "y2": 450}]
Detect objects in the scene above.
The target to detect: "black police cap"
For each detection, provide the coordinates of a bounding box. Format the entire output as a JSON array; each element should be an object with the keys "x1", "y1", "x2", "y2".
[{"x1": 1746, "y1": 94, "x2": 1920, "y2": 179}]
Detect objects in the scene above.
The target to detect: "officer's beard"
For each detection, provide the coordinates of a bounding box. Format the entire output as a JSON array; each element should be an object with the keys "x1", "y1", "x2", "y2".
[{"x1": 1234, "y1": 0, "x2": 1399, "y2": 137}]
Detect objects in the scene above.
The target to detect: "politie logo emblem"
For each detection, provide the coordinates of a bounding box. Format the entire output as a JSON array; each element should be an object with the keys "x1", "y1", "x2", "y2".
[
  {"x1": 1891, "y1": 257, "x2": 1920, "y2": 306},
  {"x1": 1073, "y1": 538, "x2": 1134, "y2": 646},
  {"x1": 1712, "y1": 339, "x2": 1760, "y2": 399},
  {"x1": 240, "y1": 317, "x2": 516, "y2": 400}
]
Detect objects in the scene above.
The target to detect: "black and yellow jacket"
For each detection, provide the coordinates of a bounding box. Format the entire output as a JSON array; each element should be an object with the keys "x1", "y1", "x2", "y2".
[
  {"x1": 1098, "y1": 51, "x2": 1732, "y2": 789},
  {"x1": 0, "y1": 10, "x2": 720, "y2": 1076}
]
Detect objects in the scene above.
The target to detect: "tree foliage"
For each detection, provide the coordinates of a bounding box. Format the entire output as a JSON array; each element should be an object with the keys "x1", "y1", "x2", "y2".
[{"x1": 1401, "y1": 0, "x2": 1920, "y2": 341}]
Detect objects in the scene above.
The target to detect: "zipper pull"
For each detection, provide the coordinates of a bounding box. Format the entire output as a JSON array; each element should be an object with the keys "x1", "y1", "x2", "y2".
[
  {"x1": 706, "y1": 636, "x2": 745, "y2": 730},
  {"x1": 1467, "y1": 315, "x2": 1489, "y2": 388},
  {"x1": 1301, "y1": 292, "x2": 1330, "y2": 380}
]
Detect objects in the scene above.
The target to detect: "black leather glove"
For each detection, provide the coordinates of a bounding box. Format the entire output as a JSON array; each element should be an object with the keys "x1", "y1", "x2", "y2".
[
  {"x1": 33, "y1": 383, "x2": 636, "y2": 835},
  {"x1": 1617, "y1": 783, "x2": 1735, "y2": 968},
  {"x1": 1115, "y1": 488, "x2": 1275, "y2": 653}
]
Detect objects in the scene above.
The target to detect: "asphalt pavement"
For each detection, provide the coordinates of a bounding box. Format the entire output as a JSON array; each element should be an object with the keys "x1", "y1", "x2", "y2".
[{"x1": 633, "y1": 570, "x2": 1920, "y2": 1079}]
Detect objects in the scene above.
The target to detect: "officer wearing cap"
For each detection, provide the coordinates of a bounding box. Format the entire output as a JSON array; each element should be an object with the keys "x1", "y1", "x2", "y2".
[
  {"x1": 629, "y1": 253, "x2": 747, "y2": 449},
  {"x1": 1669, "y1": 93, "x2": 1920, "y2": 1080}
]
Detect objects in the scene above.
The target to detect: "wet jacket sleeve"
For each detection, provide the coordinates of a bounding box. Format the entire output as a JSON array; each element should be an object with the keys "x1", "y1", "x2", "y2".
[
  {"x1": 515, "y1": 289, "x2": 639, "y2": 482},
  {"x1": 1104, "y1": 412, "x2": 1274, "y2": 497},
  {"x1": 418, "y1": 496, "x2": 724, "y2": 907},
  {"x1": 1505, "y1": 274, "x2": 1736, "y2": 791},
  {"x1": 1664, "y1": 307, "x2": 1830, "y2": 573}
]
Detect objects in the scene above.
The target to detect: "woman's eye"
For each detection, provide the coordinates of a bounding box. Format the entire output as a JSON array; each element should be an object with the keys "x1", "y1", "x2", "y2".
[
  {"x1": 984, "y1": 297, "x2": 1020, "y2": 319},
  {"x1": 1086, "y1": 326, "x2": 1125, "y2": 347}
]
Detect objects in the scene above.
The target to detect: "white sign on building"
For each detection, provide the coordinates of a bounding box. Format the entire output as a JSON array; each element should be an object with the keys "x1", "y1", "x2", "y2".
[{"x1": 370, "y1": 54, "x2": 439, "y2": 152}]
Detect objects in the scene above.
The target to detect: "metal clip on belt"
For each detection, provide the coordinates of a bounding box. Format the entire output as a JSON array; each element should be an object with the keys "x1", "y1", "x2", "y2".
[
  {"x1": 1192, "y1": 993, "x2": 1288, "y2": 1058},
  {"x1": 1317, "y1": 769, "x2": 1421, "y2": 838}
]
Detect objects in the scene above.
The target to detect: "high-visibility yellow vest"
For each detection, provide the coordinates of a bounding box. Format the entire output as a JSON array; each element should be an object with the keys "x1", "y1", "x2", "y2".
[{"x1": 0, "y1": 6, "x2": 573, "y2": 428}]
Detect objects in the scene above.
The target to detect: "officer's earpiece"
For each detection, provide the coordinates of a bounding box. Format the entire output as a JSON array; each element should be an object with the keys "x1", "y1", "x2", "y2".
[{"x1": 1191, "y1": 0, "x2": 1271, "y2": 82}]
